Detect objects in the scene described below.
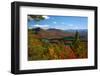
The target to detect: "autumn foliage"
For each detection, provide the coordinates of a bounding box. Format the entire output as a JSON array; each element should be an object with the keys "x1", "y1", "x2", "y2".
[{"x1": 28, "y1": 29, "x2": 88, "y2": 61}]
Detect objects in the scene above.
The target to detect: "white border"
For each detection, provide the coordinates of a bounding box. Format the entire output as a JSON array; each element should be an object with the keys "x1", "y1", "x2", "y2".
[{"x1": 20, "y1": 6, "x2": 95, "y2": 70}]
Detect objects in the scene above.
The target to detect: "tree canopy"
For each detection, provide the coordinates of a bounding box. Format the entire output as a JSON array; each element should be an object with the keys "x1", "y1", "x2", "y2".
[{"x1": 28, "y1": 15, "x2": 45, "y2": 22}]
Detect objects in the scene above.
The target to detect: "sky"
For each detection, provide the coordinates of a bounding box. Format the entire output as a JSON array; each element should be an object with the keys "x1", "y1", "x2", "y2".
[{"x1": 28, "y1": 15, "x2": 88, "y2": 30}]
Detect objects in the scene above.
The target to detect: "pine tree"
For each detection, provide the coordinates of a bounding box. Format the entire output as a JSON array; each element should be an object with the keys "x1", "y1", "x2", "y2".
[
  {"x1": 72, "y1": 31, "x2": 80, "y2": 48},
  {"x1": 71, "y1": 31, "x2": 81, "y2": 57},
  {"x1": 75, "y1": 31, "x2": 80, "y2": 41}
]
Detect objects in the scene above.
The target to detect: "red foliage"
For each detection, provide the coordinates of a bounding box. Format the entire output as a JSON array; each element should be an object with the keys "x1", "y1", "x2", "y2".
[{"x1": 64, "y1": 46, "x2": 77, "y2": 59}]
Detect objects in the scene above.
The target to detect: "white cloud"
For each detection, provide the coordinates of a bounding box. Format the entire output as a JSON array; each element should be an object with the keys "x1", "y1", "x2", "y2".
[
  {"x1": 42, "y1": 16, "x2": 50, "y2": 19},
  {"x1": 28, "y1": 26, "x2": 33, "y2": 29},
  {"x1": 33, "y1": 24, "x2": 49, "y2": 29},
  {"x1": 68, "y1": 24, "x2": 74, "y2": 26},
  {"x1": 34, "y1": 24, "x2": 48, "y2": 27},
  {"x1": 74, "y1": 26, "x2": 79, "y2": 29},
  {"x1": 53, "y1": 21, "x2": 57, "y2": 24},
  {"x1": 34, "y1": 24, "x2": 39, "y2": 27},
  {"x1": 62, "y1": 22, "x2": 65, "y2": 24}
]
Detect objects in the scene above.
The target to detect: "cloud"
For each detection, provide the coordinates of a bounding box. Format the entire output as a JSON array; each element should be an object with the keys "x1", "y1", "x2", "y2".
[
  {"x1": 28, "y1": 26, "x2": 33, "y2": 29},
  {"x1": 74, "y1": 26, "x2": 79, "y2": 29},
  {"x1": 68, "y1": 24, "x2": 74, "y2": 26},
  {"x1": 62, "y1": 22, "x2": 65, "y2": 24},
  {"x1": 33, "y1": 24, "x2": 49, "y2": 29},
  {"x1": 34, "y1": 24, "x2": 48, "y2": 27},
  {"x1": 53, "y1": 21, "x2": 57, "y2": 24},
  {"x1": 42, "y1": 16, "x2": 50, "y2": 19}
]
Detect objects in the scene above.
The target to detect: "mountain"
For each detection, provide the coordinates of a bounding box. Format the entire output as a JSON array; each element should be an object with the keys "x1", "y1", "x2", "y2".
[
  {"x1": 32, "y1": 27, "x2": 74, "y2": 39},
  {"x1": 31, "y1": 27, "x2": 87, "y2": 41}
]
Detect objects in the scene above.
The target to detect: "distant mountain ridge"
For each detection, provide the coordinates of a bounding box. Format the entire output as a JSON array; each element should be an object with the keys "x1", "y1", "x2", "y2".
[
  {"x1": 32, "y1": 27, "x2": 74, "y2": 39},
  {"x1": 31, "y1": 27, "x2": 87, "y2": 41}
]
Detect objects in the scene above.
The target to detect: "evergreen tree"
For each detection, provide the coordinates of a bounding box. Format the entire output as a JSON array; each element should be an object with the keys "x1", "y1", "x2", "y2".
[
  {"x1": 28, "y1": 15, "x2": 45, "y2": 25},
  {"x1": 71, "y1": 31, "x2": 81, "y2": 57},
  {"x1": 72, "y1": 31, "x2": 80, "y2": 48},
  {"x1": 75, "y1": 31, "x2": 80, "y2": 41}
]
